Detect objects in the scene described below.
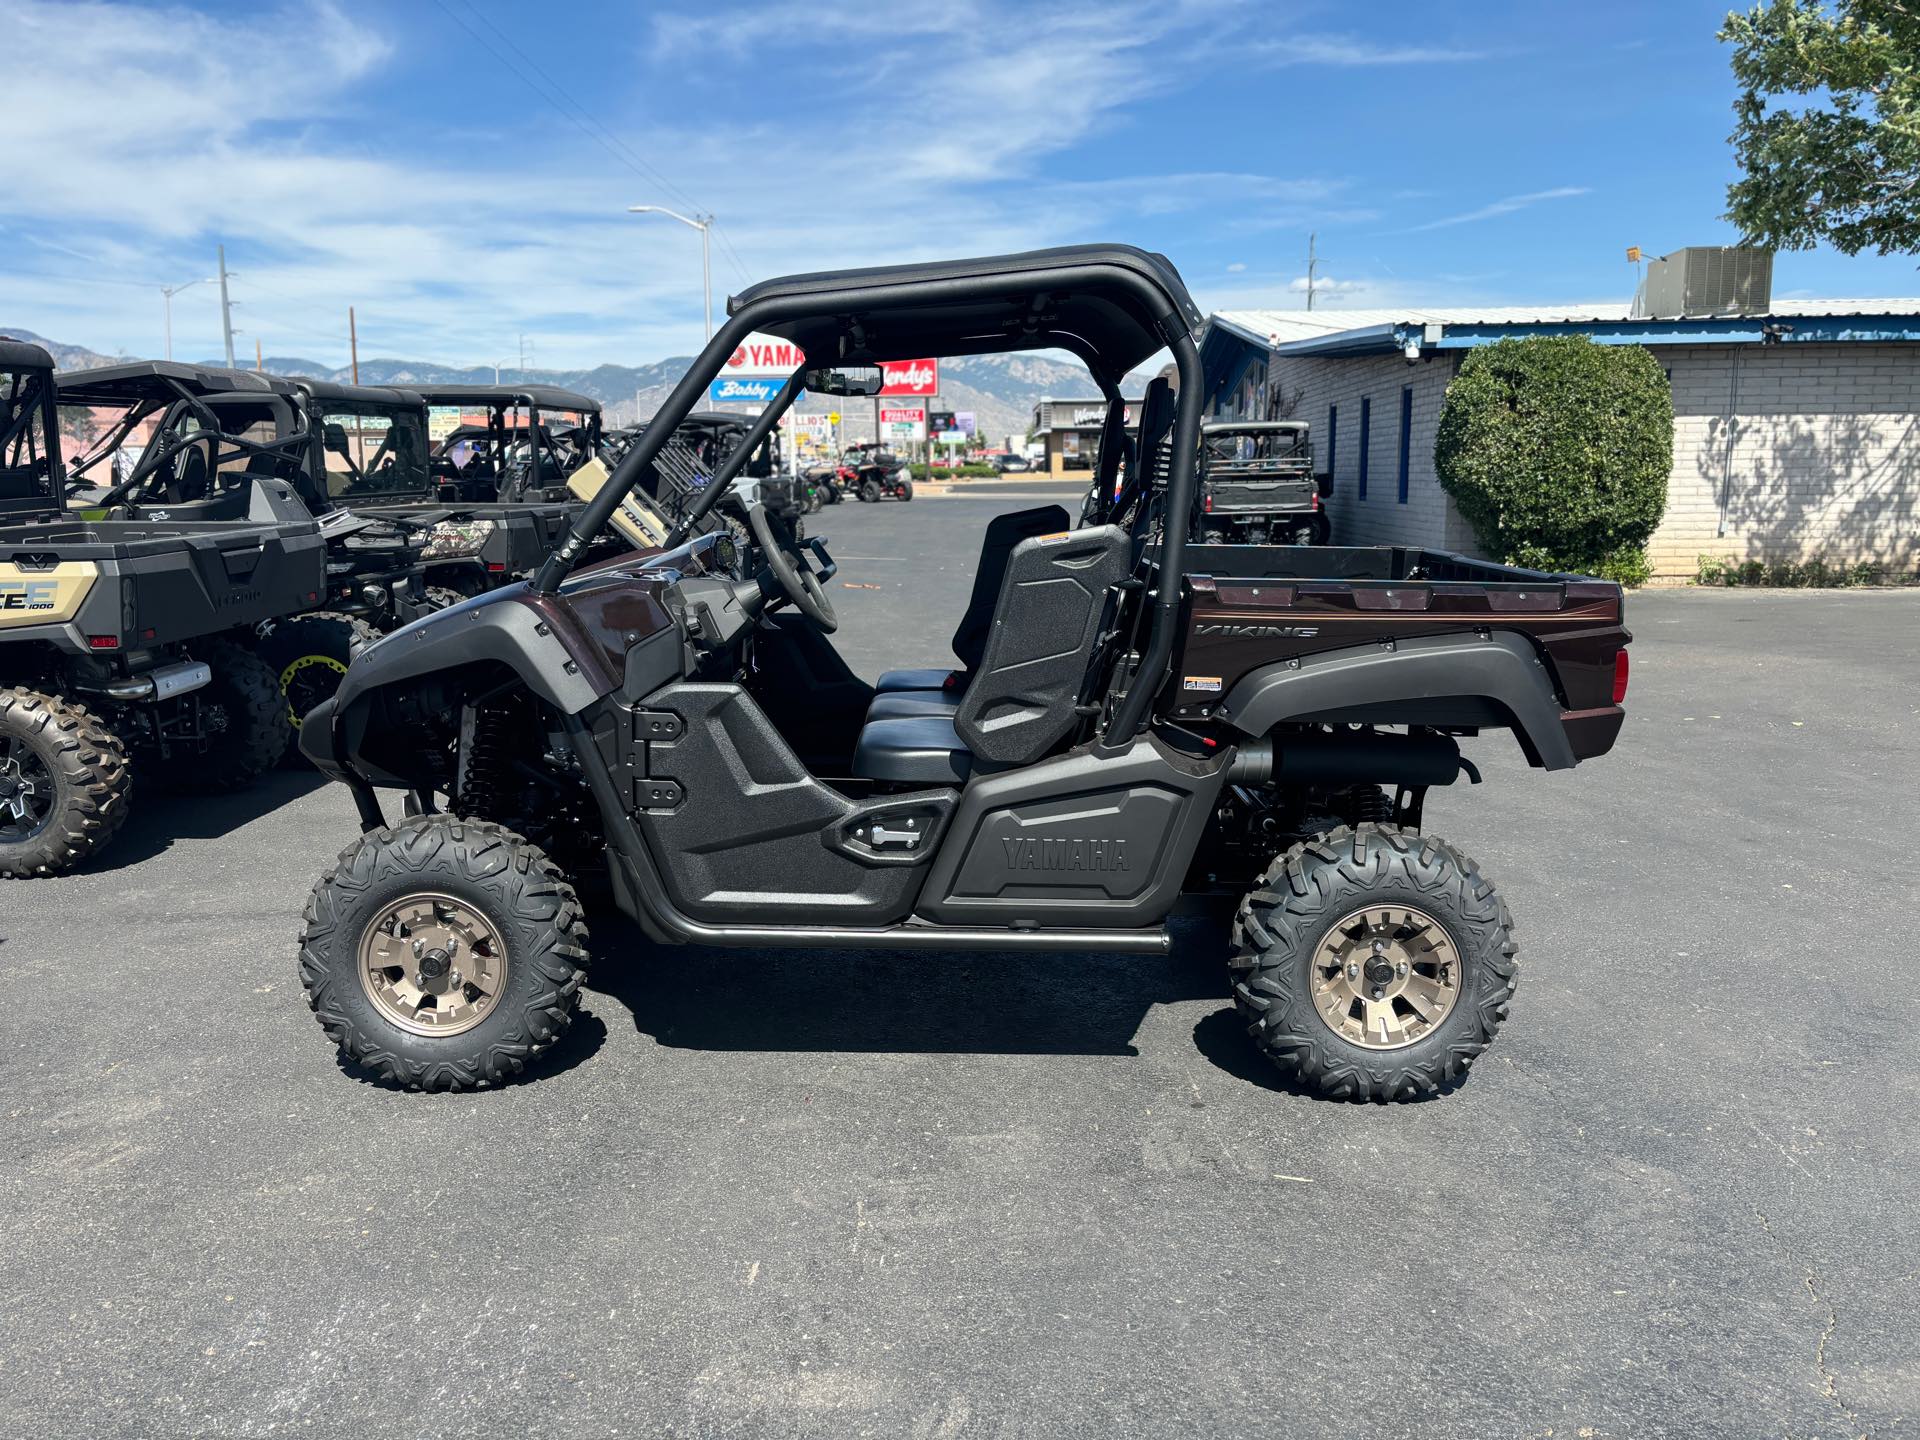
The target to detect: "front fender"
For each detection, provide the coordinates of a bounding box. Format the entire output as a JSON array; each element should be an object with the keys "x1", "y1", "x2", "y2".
[
  {"x1": 333, "y1": 584, "x2": 601, "y2": 718},
  {"x1": 1213, "y1": 630, "x2": 1581, "y2": 770}
]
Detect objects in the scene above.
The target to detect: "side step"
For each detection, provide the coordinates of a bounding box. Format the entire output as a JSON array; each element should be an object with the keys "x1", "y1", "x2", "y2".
[{"x1": 645, "y1": 921, "x2": 1172, "y2": 954}]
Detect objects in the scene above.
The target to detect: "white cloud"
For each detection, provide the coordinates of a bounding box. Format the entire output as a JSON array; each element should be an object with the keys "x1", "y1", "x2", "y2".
[
  {"x1": 1408, "y1": 186, "x2": 1593, "y2": 232},
  {"x1": 1287, "y1": 275, "x2": 1367, "y2": 294},
  {"x1": 0, "y1": 0, "x2": 1391, "y2": 366},
  {"x1": 1226, "y1": 262, "x2": 1247, "y2": 273}
]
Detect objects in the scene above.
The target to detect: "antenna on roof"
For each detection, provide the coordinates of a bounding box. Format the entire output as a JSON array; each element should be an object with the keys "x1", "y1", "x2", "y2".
[{"x1": 1306, "y1": 232, "x2": 1318, "y2": 312}]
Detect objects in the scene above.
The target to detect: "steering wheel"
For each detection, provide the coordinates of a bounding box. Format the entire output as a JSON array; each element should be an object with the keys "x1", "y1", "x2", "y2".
[{"x1": 747, "y1": 502, "x2": 837, "y2": 632}]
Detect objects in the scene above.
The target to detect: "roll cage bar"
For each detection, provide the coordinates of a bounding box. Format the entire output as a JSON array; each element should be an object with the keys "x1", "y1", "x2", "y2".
[{"x1": 535, "y1": 245, "x2": 1205, "y2": 744}]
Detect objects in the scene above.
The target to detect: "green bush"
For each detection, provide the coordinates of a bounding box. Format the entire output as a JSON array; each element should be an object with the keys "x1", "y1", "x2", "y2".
[
  {"x1": 1693, "y1": 553, "x2": 1915, "y2": 588},
  {"x1": 1434, "y1": 336, "x2": 1673, "y2": 584}
]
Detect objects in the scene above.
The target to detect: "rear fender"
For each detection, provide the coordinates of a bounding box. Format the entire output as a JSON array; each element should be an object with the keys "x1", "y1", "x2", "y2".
[{"x1": 1213, "y1": 630, "x2": 1579, "y2": 770}]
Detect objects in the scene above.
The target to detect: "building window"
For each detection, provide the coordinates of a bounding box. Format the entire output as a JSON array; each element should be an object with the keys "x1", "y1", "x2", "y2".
[
  {"x1": 1397, "y1": 386, "x2": 1412, "y2": 504},
  {"x1": 1357, "y1": 397, "x2": 1371, "y2": 501},
  {"x1": 1326, "y1": 403, "x2": 1337, "y2": 479}
]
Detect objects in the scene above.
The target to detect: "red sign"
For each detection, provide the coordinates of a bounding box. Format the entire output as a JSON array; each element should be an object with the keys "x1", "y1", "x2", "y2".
[
  {"x1": 879, "y1": 406, "x2": 925, "y2": 425},
  {"x1": 879, "y1": 359, "x2": 938, "y2": 396},
  {"x1": 724, "y1": 334, "x2": 808, "y2": 377}
]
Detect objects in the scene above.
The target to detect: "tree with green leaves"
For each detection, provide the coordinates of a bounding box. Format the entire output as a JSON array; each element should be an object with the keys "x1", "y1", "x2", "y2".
[
  {"x1": 1721, "y1": 0, "x2": 1920, "y2": 255},
  {"x1": 1434, "y1": 337, "x2": 1674, "y2": 586}
]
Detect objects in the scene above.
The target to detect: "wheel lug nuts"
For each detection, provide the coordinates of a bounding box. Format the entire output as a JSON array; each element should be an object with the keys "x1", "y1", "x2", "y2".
[
  {"x1": 1397, "y1": 961, "x2": 1408, "y2": 976},
  {"x1": 1371, "y1": 987, "x2": 1385, "y2": 1000},
  {"x1": 1346, "y1": 962, "x2": 1359, "y2": 980}
]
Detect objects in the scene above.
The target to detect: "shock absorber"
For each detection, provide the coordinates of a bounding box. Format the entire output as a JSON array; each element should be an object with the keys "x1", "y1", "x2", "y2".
[{"x1": 454, "y1": 702, "x2": 516, "y2": 821}]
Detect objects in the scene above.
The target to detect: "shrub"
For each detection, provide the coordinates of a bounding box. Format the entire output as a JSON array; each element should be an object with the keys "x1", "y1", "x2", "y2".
[
  {"x1": 1434, "y1": 335, "x2": 1673, "y2": 583},
  {"x1": 1692, "y1": 554, "x2": 1915, "y2": 588}
]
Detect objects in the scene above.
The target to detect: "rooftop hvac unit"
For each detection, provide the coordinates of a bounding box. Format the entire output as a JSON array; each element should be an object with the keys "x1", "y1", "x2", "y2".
[{"x1": 1631, "y1": 246, "x2": 1774, "y2": 318}]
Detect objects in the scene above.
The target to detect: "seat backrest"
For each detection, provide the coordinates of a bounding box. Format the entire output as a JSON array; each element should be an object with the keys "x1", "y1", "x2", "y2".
[
  {"x1": 948, "y1": 503, "x2": 1068, "y2": 673},
  {"x1": 1108, "y1": 377, "x2": 1175, "y2": 533},
  {"x1": 166, "y1": 445, "x2": 211, "y2": 503},
  {"x1": 952, "y1": 524, "x2": 1131, "y2": 766}
]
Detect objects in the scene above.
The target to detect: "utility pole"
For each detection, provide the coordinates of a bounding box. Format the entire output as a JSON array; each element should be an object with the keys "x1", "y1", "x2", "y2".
[
  {"x1": 1306, "y1": 232, "x2": 1319, "y2": 312},
  {"x1": 217, "y1": 244, "x2": 237, "y2": 366},
  {"x1": 348, "y1": 306, "x2": 360, "y2": 385},
  {"x1": 254, "y1": 338, "x2": 263, "y2": 372}
]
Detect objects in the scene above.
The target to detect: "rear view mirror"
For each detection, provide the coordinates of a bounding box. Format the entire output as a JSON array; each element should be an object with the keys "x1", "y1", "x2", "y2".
[
  {"x1": 803, "y1": 366, "x2": 884, "y2": 398},
  {"x1": 322, "y1": 423, "x2": 352, "y2": 456}
]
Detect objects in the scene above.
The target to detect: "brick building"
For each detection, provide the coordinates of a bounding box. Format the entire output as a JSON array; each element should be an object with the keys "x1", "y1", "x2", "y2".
[{"x1": 1198, "y1": 302, "x2": 1920, "y2": 579}]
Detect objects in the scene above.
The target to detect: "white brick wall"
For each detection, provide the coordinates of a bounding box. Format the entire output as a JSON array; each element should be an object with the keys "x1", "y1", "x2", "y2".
[
  {"x1": 1649, "y1": 343, "x2": 1919, "y2": 577},
  {"x1": 1225, "y1": 339, "x2": 1920, "y2": 579}
]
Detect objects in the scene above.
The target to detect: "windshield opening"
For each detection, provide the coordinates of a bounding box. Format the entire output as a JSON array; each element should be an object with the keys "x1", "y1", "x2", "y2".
[{"x1": 323, "y1": 404, "x2": 430, "y2": 498}]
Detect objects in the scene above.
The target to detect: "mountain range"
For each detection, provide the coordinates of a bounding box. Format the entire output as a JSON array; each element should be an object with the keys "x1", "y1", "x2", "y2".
[{"x1": 1, "y1": 328, "x2": 1145, "y2": 445}]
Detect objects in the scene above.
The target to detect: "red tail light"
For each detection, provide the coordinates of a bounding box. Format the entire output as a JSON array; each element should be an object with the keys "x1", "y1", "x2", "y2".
[
  {"x1": 1612, "y1": 650, "x2": 1630, "y2": 704},
  {"x1": 1203, "y1": 494, "x2": 1212, "y2": 513},
  {"x1": 87, "y1": 634, "x2": 120, "y2": 650}
]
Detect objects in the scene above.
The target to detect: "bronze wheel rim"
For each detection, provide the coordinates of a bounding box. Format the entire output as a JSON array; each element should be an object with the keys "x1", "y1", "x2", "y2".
[
  {"x1": 1310, "y1": 905, "x2": 1461, "y2": 1051},
  {"x1": 358, "y1": 892, "x2": 507, "y2": 1038}
]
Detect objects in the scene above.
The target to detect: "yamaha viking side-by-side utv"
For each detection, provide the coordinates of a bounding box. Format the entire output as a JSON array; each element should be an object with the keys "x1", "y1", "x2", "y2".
[
  {"x1": 1197, "y1": 419, "x2": 1331, "y2": 546},
  {"x1": 294, "y1": 246, "x2": 1631, "y2": 1102},
  {"x1": 0, "y1": 345, "x2": 326, "y2": 876}
]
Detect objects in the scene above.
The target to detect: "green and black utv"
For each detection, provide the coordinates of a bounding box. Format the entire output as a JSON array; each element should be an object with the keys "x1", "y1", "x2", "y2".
[
  {"x1": 408, "y1": 384, "x2": 604, "y2": 595},
  {"x1": 0, "y1": 344, "x2": 324, "y2": 877}
]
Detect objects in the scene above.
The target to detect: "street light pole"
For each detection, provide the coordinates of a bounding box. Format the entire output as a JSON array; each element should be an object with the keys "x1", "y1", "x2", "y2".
[
  {"x1": 217, "y1": 244, "x2": 237, "y2": 368},
  {"x1": 627, "y1": 205, "x2": 716, "y2": 342},
  {"x1": 159, "y1": 276, "x2": 217, "y2": 362}
]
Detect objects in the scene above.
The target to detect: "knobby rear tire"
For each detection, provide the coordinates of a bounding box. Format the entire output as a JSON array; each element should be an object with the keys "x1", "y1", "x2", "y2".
[
  {"x1": 1229, "y1": 823, "x2": 1517, "y2": 1102},
  {"x1": 0, "y1": 688, "x2": 132, "y2": 878}
]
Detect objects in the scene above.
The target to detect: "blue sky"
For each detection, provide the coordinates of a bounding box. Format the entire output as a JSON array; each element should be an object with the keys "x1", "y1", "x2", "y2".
[{"x1": 3, "y1": 0, "x2": 1916, "y2": 370}]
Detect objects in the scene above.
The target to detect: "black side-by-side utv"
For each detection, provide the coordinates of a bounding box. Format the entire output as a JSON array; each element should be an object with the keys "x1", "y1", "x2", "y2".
[
  {"x1": 293, "y1": 246, "x2": 1631, "y2": 1102},
  {"x1": 1, "y1": 349, "x2": 327, "y2": 876}
]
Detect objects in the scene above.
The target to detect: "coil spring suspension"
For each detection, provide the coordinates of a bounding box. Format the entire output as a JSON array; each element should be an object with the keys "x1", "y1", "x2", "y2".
[
  {"x1": 454, "y1": 704, "x2": 517, "y2": 822},
  {"x1": 1343, "y1": 785, "x2": 1395, "y2": 826}
]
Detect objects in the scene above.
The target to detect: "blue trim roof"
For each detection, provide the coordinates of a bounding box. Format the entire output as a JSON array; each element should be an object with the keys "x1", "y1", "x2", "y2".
[{"x1": 1256, "y1": 312, "x2": 1920, "y2": 359}]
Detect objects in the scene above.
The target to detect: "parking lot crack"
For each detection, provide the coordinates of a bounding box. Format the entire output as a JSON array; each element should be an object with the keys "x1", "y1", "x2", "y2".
[{"x1": 1751, "y1": 1207, "x2": 1863, "y2": 1438}]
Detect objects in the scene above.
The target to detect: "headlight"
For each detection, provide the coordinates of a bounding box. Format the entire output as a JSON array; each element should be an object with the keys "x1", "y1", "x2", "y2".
[{"x1": 421, "y1": 519, "x2": 497, "y2": 561}]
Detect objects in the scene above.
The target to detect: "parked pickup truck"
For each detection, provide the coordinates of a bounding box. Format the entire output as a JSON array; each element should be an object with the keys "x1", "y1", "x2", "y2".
[{"x1": 1198, "y1": 419, "x2": 1330, "y2": 545}]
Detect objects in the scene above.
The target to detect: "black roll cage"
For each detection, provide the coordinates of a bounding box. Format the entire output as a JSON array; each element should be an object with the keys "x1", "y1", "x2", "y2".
[
  {"x1": 0, "y1": 361, "x2": 60, "y2": 514},
  {"x1": 534, "y1": 255, "x2": 1205, "y2": 744},
  {"x1": 418, "y1": 386, "x2": 602, "y2": 497}
]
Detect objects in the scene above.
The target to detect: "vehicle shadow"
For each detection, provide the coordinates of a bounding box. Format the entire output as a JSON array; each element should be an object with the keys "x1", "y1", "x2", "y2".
[
  {"x1": 81, "y1": 767, "x2": 331, "y2": 872},
  {"x1": 331, "y1": 1006, "x2": 610, "y2": 1092},
  {"x1": 585, "y1": 910, "x2": 1237, "y2": 1059}
]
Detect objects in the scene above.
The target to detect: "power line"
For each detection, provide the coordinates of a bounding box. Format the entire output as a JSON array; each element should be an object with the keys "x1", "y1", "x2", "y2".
[
  {"x1": 435, "y1": 0, "x2": 717, "y2": 228},
  {"x1": 708, "y1": 221, "x2": 754, "y2": 288}
]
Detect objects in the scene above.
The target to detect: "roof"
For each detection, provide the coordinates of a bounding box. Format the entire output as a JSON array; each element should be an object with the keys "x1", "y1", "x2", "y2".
[
  {"x1": 730, "y1": 244, "x2": 1202, "y2": 380},
  {"x1": 292, "y1": 378, "x2": 426, "y2": 408},
  {"x1": 1208, "y1": 298, "x2": 1920, "y2": 359},
  {"x1": 55, "y1": 361, "x2": 300, "y2": 402},
  {"x1": 412, "y1": 382, "x2": 602, "y2": 414},
  {"x1": 0, "y1": 338, "x2": 55, "y2": 370}
]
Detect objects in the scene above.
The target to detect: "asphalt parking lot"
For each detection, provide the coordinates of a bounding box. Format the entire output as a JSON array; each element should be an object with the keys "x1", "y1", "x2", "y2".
[{"x1": 3, "y1": 485, "x2": 1916, "y2": 1439}]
